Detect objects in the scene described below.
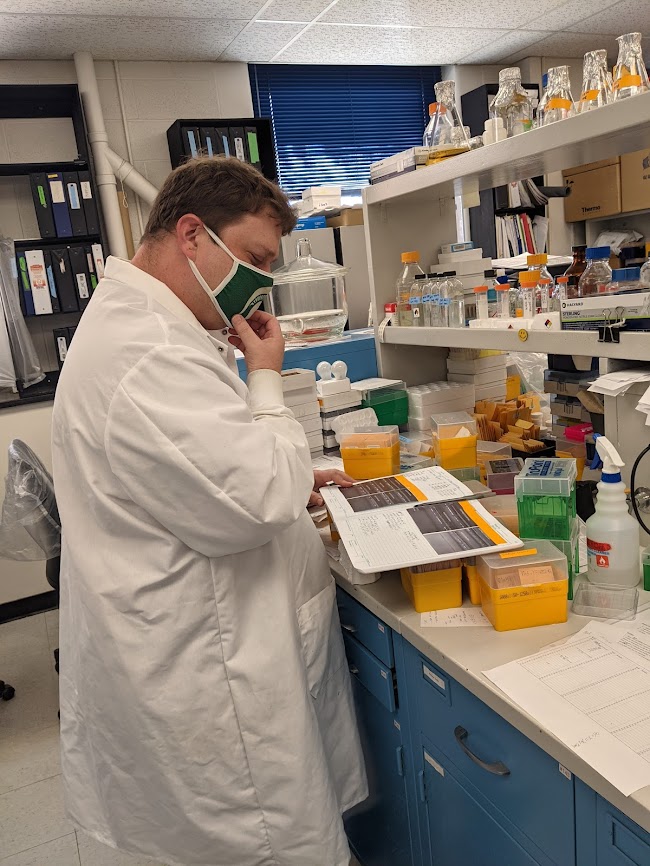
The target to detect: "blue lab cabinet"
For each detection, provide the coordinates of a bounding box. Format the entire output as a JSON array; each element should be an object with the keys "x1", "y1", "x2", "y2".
[{"x1": 337, "y1": 587, "x2": 650, "y2": 866}]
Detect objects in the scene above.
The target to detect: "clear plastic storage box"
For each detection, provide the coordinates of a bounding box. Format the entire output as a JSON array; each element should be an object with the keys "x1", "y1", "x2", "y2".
[
  {"x1": 340, "y1": 426, "x2": 400, "y2": 480},
  {"x1": 432, "y1": 411, "x2": 478, "y2": 471},
  {"x1": 477, "y1": 540, "x2": 569, "y2": 631},
  {"x1": 515, "y1": 458, "x2": 577, "y2": 540}
]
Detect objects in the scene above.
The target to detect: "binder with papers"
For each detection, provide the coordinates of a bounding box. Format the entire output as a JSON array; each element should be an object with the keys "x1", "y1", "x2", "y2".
[
  {"x1": 78, "y1": 171, "x2": 100, "y2": 235},
  {"x1": 29, "y1": 173, "x2": 56, "y2": 239},
  {"x1": 63, "y1": 172, "x2": 88, "y2": 237},
  {"x1": 50, "y1": 248, "x2": 79, "y2": 313},
  {"x1": 46, "y1": 172, "x2": 73, "y2": 238}
]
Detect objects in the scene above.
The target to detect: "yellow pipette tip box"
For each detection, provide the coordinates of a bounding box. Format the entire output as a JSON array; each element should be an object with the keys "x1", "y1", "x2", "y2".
[
  {"x1": 400, "y1": 560, "x2": 463, "y2": 613},
  {"x1": 341, "y1": 425, "x2": 400, "y2": 480}
]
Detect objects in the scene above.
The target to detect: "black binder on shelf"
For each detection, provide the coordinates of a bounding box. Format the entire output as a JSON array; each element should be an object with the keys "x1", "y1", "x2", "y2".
[
  {"x1": 46, "y1": 172, "x2": 73, "y2": 238},
  {"x1": 245, "y1": 126, "x2": 261, "y2": 170},
  {"x1": 43, "y1": 251, "x2": 61, "y2": 314},
  {"x1": 50, "y1": 248, "x2": 78, "y2": 313},
  {"x1": 199, "y1": 127, "x2": 217, "y2": 157},
  {"x1": 182, "y1": 126, "x2": 201, "y2": 158},
  {"x1": 77, "y1": 171, "x2": 100, "y2": 235},
  {"x1": 63, "y1": 171, "x2": 88, "y2": 237},
  {"x1": 16, "y1": 252, "x2": 35, "y2": 316},
  {"x1": 85, "y1": 245, "x2": 98, "y2": 291},
  {"x1": 29, "y1": 173, "x2": 56, "y2": 239},
  {"x1": 215, "y1": 127, "x2": 233, "y2": 158},
  {"x1": 230, "y1": 126, "x2": 248, "y2": 162},
  {"x1": 53, "y1": 328, "x2": 69, "y2": 368},
  {"x1": 68, "y1": 245, "x2": 91, "y2": 310}
]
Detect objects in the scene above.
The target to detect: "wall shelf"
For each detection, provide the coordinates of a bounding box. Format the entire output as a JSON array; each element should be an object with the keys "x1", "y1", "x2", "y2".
[
  {"x1": 364, "y1": 92, "x2": 650, "y2": 208},
  {"x1": 381, "y1": 326, "x2": 650, "y2": 363},
  {"x1": 0, "y1": 159, "x2": 88, "y2": 177}
]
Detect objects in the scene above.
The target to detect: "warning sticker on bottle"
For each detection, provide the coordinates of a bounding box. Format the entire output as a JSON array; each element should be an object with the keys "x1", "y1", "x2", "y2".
[{"x1": 587, "y1": 538, "x2": 611, "y2": 568}]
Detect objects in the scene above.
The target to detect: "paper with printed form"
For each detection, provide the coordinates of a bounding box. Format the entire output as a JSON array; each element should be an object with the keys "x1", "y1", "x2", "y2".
[
  {"x1": 321, "y1": 466, "x2": 473, "y2": 524},
  {"x1": 421, "y1": 607, "x2": 491, "y2": 627},
  {"x1": 485, "y1": 616, "x2": 650, "y2": 795}
]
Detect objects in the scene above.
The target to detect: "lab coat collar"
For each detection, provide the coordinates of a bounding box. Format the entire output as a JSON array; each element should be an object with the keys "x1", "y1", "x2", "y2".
[{"x1": 104, "y1": 256, "x2": 233, "y2": 354}]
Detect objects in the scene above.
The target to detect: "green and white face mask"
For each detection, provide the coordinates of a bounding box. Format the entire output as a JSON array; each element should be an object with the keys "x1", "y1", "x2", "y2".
[{"x1": 188, "y1": 223, "x2": 274, "y2": 327}]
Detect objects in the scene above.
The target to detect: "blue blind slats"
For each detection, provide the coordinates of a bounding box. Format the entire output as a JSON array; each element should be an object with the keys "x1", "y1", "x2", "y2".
[{"x1": 249, "y1": 64, "x2": 441, "y2": 196}]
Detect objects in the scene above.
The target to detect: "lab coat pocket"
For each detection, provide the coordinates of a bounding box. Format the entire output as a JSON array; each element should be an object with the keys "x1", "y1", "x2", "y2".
[{"x1": 297, "y1": 581, "x2": 346, "y2": 700}]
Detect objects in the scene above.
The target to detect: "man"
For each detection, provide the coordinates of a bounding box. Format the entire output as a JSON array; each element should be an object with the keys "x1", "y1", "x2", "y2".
[{"x1": 52, "y1": 156, "x2": 366, "y2": 866}]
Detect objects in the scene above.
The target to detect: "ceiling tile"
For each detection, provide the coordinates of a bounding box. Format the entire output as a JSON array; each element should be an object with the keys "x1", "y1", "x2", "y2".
[
  {"x1": 0, "y1": 15, "x2": 247, "y2": 60},
  {"x1": 0, "y1": 0, "x2": 263, "y2": 17},
  {"x1": 219, "y1": 21, "x2": 305, "y2": 61},
  {"x1": 273, "y1": 23, "x2": 521, "y2": 65},
  {"x1": 524, "y1": 0, "x2": 619, "y2": 33},
  {"x1": 459, "y1": 29, "x2": 552, "y2": 63},
  {"x1": 320, "y1": 0, "x2": 568, "y2": 30},
  {"x1": 257, "y1": 0, "x2": 331, "y2": 22},
  {"x1": 566, "y1": 0, "x2": 650, "y2": 34},
  {"x1": 506, "y1": 30, "x2": 619, "y2": 62}
]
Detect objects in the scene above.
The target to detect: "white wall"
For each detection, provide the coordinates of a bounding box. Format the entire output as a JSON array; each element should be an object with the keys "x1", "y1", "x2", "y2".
[{"x1": 0, "y1": 58, "x2": 253, "y2": 606}]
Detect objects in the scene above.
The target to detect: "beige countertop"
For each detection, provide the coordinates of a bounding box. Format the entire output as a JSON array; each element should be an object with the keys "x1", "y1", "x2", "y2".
[{"x1": 331, "y1": 558, "x2": 650, "y2": 835}]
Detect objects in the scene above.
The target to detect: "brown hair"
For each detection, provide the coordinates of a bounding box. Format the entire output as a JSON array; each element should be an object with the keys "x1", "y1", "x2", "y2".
[{"x1": 142, "y1": 155, "x2": 297, "y2": 241}]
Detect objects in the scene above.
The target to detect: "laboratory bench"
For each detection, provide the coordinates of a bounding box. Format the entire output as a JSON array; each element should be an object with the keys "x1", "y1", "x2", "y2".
[{"x1": 331, "y1": 559, "x2": 650, "y2": 866}]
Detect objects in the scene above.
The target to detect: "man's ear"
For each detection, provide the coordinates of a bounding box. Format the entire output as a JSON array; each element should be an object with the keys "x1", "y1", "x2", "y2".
[{"x1": 175, "y1": 214, "x2": 204, "y2": 259}]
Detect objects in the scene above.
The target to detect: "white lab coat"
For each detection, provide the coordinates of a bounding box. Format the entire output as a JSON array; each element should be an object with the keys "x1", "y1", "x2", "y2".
[{"x1": 51, "y1": 257, "x2": 367, "y2": 866}]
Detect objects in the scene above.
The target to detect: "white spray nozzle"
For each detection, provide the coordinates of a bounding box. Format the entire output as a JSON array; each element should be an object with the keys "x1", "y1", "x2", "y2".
[{"x1": 593, "y1": 434, "x2": 625, "y2": 477}]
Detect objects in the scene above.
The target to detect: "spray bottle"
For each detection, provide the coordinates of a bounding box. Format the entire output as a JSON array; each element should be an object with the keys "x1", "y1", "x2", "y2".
[{"x1": 586, "y1": 434, "x2": 640, "y2": 587}]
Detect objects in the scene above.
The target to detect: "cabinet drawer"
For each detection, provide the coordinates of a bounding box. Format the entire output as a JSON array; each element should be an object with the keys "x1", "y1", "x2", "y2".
[
  {"x1": 409, "y1": 650, "x2": 575, "y2": 866},
  {"x1": 336, "y1": 587, "x2": 394, "y2": 668},
  {"x1": 596, "y1": 797, "x2": 650, "y2": 865},
  {"x1": 343, "y1": 632, "x2": 396, "y2": 714}
]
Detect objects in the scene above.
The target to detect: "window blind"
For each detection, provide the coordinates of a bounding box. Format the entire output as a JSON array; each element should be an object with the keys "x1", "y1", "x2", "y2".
[{"x1": 249, "y1": 64, "x2": 441, "y2": 197}]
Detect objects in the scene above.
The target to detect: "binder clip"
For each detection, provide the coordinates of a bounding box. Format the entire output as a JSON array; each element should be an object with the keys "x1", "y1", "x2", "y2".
[{"x1": 598, "y1": 307, "x2": 626, "y2": 344}]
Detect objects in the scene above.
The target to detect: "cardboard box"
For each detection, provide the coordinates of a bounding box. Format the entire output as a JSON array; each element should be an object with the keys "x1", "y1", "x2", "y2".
[
  {"x1": 621, "y1": 148, "x2": 650, "y2": 213},
  {"x1": 560, "y1": 291, "x2": 650, "y2": 332},
  {"x1": 562, "y1": 158, "x2": 621, "y2": 222},
  {"x1": 326, "y1": 208, "x2": 364, "y2": 228}
]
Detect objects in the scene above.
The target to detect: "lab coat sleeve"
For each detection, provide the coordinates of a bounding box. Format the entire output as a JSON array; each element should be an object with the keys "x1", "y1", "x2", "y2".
[{"x1": 105, "y1": 344, "x2": 315, "y2": 558}]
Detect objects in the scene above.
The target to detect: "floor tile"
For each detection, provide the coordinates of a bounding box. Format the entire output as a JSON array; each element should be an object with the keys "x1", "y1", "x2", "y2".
[
  {"x1": 0, "y1": 833, "x2": 80, "y2": 865},
  {"x1": 77, "y1": 832, "x2": 167, "y2": 865},
  {"x1": 0, "y1": 657, "x2": 60, "y2": 735},
  {"x1": 0, "y1": 775, "x2": 72, "y2": 859},
  {"x1": 0, "y1": 722, "x2": 61, "y2": 796},
  {"x1": 0, "y1": 613, "x2": 49, "y2": 664},
  {"x1": 44, "y1": 609, "x2": 59, "y2": 653}
]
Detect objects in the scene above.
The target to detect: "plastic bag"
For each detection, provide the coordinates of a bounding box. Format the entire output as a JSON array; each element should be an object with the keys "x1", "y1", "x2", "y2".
[
  {"x1": 0, "y1": 440, "x2": 60, "y2": 561},
  {"x1": 0, "y1": 237, "x2": 44, "y2": 389},
  {"x1": 509, "y1": 351, "x2": 552, "y2": 428},
  {"x1": 0, "y1": 290, "x2": 17, "y2": 391}
]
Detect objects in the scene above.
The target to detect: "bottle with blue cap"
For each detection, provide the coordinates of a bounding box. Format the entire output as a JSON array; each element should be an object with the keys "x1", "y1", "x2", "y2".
[
  {"x1": 577, "y1": 246, "x2": 612, "y2": 297},
  {"x1": 585, "y1": 434, "x2": 640, "y2": 587},
  {"x1": 608, "y1": 266, "x2": 647, "y2": 295}
]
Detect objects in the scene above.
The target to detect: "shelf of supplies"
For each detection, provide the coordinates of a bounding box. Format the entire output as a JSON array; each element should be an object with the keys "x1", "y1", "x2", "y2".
[
  {"x1": 364, "y1": 93, "x2": 650, "y2": 208},
  {"x1": 0, "y1": 159, "x2": 88, "y2": 177},
  {"x1": 14, "y1": 235, "x2": 101, "y2": 247},
  {"x1": 381, "y1": 325, "x2": 650, "y2": 361}
]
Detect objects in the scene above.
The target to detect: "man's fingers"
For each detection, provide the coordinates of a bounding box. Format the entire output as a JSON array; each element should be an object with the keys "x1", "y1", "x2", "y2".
[{"x1": 308, "y1": 491, "x2": 324, "y2": 507}]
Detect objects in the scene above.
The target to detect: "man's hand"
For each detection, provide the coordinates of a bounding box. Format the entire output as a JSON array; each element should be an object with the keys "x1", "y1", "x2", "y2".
[
  {"x1": 228, "y1": 311, "x2": 285, "y2": 374},
  {"x1": 309, "y1": 468, "x2": 356, "y2": 507}
]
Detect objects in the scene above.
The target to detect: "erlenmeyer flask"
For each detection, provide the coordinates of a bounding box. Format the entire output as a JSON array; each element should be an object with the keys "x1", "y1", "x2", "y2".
[
  {"x1": 426, "y1": 80, "x2": 470, "y2": 164},
  {"x1": 613, "y1": 32, "x2": 649, "y2": 100},
  {"x1": 578, "y1": 49, "x2": 613, "y2": 112},
  {"x1": 539, "y1": 66, "x2": 575, "y2": 126},
  {"x1": 489, "y1": 67, "x2": 533, "y2": 136}
]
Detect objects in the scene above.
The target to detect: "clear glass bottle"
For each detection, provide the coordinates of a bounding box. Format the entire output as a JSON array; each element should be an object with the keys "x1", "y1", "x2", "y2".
[
  {"x1": 519, "y1": 269, "x2": 539, "y2": 318},
  {"x1": 553, "y1": 275, "x2": 569, "y2": 310},
  {"x1": 577, "y1": 246, "x2": 612, "y2": 297},
  {"x1": 495, "y1": 282, "x2": 510, "y2": 319},
  {"x1": 437, "y1": 273, "x2": 451, "y2": 327},
  {"x1": 473, "y1": 285, "x2": 489, "y2": 320},
  {"x1": 564, "y1": 245, "x2": 588, "y2": 299},
  {"x1": 425, "y1": 274, "x2": 441, "y2": 326},
  {"x1": 446, "y1": 271, "x2": 466, "y2": 328},
  {"x1": 613, "y1": 33, "x2": 650, "y2": 100},
  {"x1": 410, "y1": 274, "x2": 426, "y2": 326},
  {"x1": 527, "y1": 253, "x2": 554, "y2": 286},
  {"x1": 609, "y1": 266, "x2": 647, "y2": 295},
  {"x1": 426, "y1": 80, "x2": 470, "y2": 164},
  {"x1": 538, "y1": 66, "x2": 575, "y2": 126},
  {"x1": 489, "y1": 67, "x2": 534, "y2": 137},
  {"x1": 538, "y1": 278, "x2": 552, "y2": 313},
  {"x1": 396, "y1": 251, "x2": 425, "y2": 326},
  {"x1": 423, "y1": 102, "x2": 436, "y2": 147},
  {"x1": 578, "y1": 49, "x2": 613, "y2": 113}
]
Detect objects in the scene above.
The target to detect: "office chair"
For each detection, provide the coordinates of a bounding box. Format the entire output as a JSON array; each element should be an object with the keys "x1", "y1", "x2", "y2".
[{"x1": 1, "y1": 440, "x2": 62, "y2": 699}]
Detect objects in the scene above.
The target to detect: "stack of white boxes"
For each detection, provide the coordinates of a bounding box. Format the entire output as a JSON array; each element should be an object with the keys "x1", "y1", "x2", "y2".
[
  {"x1": 407, "y1": 381, "x2": 476, "y2": 431},
  {"x1": 317, "y1": 367, "x2": 362, "y2": 454},
  {"x1": 281, "y1": 369, "x2": 324, "y2": 457},
  {"x1": 446, "y1": 349, "x2": 508, "y2": 403},
  {"x1": 434, "y1": 246, "x2": 493, "y2": 292}
]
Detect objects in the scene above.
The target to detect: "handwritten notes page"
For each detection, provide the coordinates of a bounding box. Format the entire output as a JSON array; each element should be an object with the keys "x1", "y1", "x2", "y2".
[
  {"x1": 485, "y1": 617, "x2": 650, "y2": 795},
  {"x1": 421, "y1": 607, "x2": 491, "y2": 627}
]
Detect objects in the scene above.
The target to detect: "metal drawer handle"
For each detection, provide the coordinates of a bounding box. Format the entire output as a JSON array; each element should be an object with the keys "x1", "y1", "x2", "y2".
[
  {"x1": 454, "y1": 726, "x2": 510, "y2": 777},
  {"x1": 349, "y1": 665, "x2": 359, "y2": 675},
  {"x1": 341, "y1": 623, "x2": 357, "y2": 633}
]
